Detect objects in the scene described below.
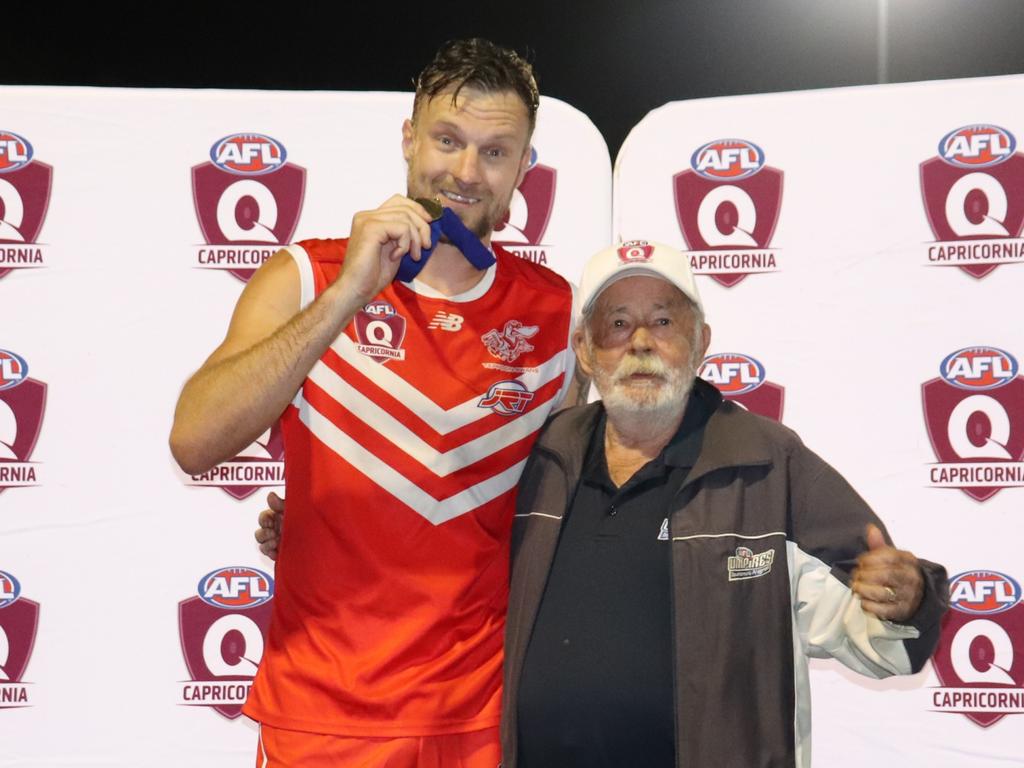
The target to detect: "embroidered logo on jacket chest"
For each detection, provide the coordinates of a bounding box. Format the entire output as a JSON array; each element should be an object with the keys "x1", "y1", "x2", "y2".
[{"x1": 727, "y1": 546, "x2": 775, "y2": 581}]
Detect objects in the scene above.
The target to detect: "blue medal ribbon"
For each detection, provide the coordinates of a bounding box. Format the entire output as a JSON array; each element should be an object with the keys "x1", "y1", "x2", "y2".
[{"x1": 395, "y1": 206, "x2": 496, "y2": 283}]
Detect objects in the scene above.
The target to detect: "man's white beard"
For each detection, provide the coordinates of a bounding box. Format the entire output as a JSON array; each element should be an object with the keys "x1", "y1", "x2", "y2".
[{"x1": 592, "y1": 350, "x2": 697, "y2": 427}]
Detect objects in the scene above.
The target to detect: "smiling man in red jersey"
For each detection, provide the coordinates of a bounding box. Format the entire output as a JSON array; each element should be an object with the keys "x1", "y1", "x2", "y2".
[{"x1": 171, "y1": 39, "x2": 585, "y2": 768}]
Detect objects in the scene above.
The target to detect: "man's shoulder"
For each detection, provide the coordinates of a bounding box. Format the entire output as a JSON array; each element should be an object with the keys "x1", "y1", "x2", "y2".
[
  {"x1": 294, "y1": 237, "x2": 349, "y2": 264},
  {"x1": 701, "y1": 397, "x2": 807, "y2": 468},
  {"x1": 535, "y1": 402, "x2": 603, "y2": 451},
  {"x1": 493, "y1": 244, "x2": 572, "y2": 298}
]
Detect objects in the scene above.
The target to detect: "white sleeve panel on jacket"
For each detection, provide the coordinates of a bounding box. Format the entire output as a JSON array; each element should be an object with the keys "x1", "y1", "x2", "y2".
[{"x1": 787, "y1": 541, "x2": 918, "y2": 678}]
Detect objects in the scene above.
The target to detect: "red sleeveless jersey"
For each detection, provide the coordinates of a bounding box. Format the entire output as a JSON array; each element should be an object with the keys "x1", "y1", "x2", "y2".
[{"x1": 244, "y1": 238, "x2": 575, "y2": 736}]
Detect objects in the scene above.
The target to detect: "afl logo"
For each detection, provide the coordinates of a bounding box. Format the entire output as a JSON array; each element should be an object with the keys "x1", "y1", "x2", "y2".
[
  {"x1": 210, "y1": 133, "x2": 287, "y2": 176},
  {"x1": 197, "y1": 567, "x2": 274, "y2": 609},
  {"x1": 0, "y1": 569, "x2": 21, "y2": 608},
  {"x1": 700, "y1": 353, "x2": 765, "y2": 395},
  {"x1": 939, "y1": 125, "x2": 1016, "y2": 168},
  {"x1": 948, "y1": 570, "x2": 1022, "y2": 615},
  {"x1": 0, "y1": 131, "x2": 32, "y2": 173},
  {"x1": 363, "y1": 300, "x2": 396, "y2": 317},
  {"x1": 940, "y1": 347, "x2": 1017, "y2": 390},
  {"x1": 690, "y1": 139, "x2": 765, "y2": 181},
  {"x1": 0, "y1": 349, "x2": 28, "y2": 391}
]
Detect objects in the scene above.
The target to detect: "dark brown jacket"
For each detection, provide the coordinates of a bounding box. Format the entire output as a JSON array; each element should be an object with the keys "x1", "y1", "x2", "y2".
[{"x1": 501, "y1": 380, "x2": 948, "y2": 768}]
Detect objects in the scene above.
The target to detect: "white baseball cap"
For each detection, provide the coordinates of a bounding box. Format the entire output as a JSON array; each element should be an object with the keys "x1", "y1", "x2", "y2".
[{"x1": 579, "y1": 240, "x2": 703, "y2": 315}]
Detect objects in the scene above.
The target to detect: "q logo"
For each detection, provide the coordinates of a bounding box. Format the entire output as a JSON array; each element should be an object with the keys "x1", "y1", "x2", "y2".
[
  {"x1": 930, "y1": 571, "x2": 1024, "y2": 727},
  {"x1": 0, "y1": 569, "x2": 40, "y2": 709},
  {"x1": 177, "y1": 566, "x2": 273, "y2": 720},
  {"x1": 920, "y1": 124, "x2": 1024, "y2": 279},
  {"x1": 674, "y1": 138, "x2": 783, "y2": 287},
  {"x1": 191, "y1": 133, "x2": 306, "y2": 282},
  {"x1": 922, "y1": 347, "x2": 1024, "y2": 501},
  {"x1": 0, "y1": 130, "x2": 53, "y2": 281},
  {"x1": 354, "y1": 302, "x2": 407, "y2": 364}
]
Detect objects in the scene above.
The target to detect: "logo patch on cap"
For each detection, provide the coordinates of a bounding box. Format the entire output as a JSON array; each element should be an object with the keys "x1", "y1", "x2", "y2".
[{"x1": 617, "y1": 241, "x2": 654, "y2": 264}]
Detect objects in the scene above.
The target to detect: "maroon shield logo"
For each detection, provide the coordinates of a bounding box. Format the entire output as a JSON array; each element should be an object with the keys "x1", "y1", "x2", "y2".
[
  {"x1": 0, "y1": 378, "x2": 46, "y2": 495},
  {"x1": 0, "y1": 597, "x2": 40, "y2": 686},
  {"x1": 674, "y1": 166, "x2": 784, "y2": 287},
  {"x1": 723, "y1": 382, "x2": 785, "y2": 422},
  {"x1": 922, "y1": 377, "x2": 1024, "y2": 501},
  {"x1": 354, "y1": 309, "x2": 407, "y2": 365},
  {"x1": 932, "y1": 602, "x2": 1024, "y2": 727},
  {"x1": 0, "y1": 162, "x2": 53, "y2": 280},
  {"x1": 178, "y1": 596, "x2": 273, "y2": 719},
  {"x1": 493, "y1": 163, "x2": 557, "y2": 247},
  {"x1": 920, "y1": 154, "x2": 1024, "y2": 279},
  {"x1": 191, "y1": 162, "x2": 306, "y2": 282}
]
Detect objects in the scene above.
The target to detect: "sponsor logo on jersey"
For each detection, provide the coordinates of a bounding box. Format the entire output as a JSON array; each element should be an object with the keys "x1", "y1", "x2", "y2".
[
  {"x1": 0, "y1": 130, "x2": 53, "y2": 280},
  {"x1": 674, "y1": 138, "x2": 783, "y2": 287},
  {"x1": 920, "y1": 124, "x2": 1024, "y2": 279},
  {"x1": 922, "y1": 346, "x2": 1024, "y2": 501},
  {"x1": 183, "y1": 422, "x2": 284, "y2": 501},
  {"x1": 492, "y1": 147, "x2": 558, "y2": 267},
  {"x1": 617, "y1": 240, "x2": 654, "y2": 263},
  {"x1": 481, "y1": 320, "x2": 539, "y2": 364},
  {"x1": 726, "y1": 546, "x2": 775, "y2": 581},
  {"x1": 699, "y1": 352, "x2": 784, "y2": 421},
  {"x1": 930, "y1": 569, "x2": 1024, "y2": 727},
  {"x1": 0, "y1": 569, "x2": 40, "y2": 709},
  {"x1": 177, "y1": 566, "x2": 274, "y2": 719},
  {"x1": 354, "y1": 302, "x2": 407, "y2": 363},
  {"x1": 478, "y1": 380, "x2": 535, "y2": 416},
  {"x1": 0, "y1": 349, "x2": 46, "y2": 494},
  {"x1": 427, "y1": 310, "x2": 464, "y2": 332},
  {"x1": 191, "y1": 132, "x2": 306, "y2": 282}
]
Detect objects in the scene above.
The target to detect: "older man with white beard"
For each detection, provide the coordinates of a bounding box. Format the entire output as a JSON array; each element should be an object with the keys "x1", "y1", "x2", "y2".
[{"x1": 500, "y1": 241, "x2": 948, "y2": 768}]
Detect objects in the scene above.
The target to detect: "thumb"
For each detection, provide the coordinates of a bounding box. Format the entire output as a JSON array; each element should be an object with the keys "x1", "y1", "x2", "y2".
[
  {"x1": 267, "y1": 491, "x2": 285, "y2": 514},
  {"x1": 865, "y1": 523, "x2": 887, "y2": 551}
]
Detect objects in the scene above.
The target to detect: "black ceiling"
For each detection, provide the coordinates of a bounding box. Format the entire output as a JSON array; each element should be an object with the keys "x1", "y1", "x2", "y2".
[{"x1": 6, "y1": 0, "x2": 1022, "y2": 158}]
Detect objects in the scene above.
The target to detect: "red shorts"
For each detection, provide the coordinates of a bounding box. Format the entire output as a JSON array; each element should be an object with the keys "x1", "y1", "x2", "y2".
[{"x1": 255, "y1": 724, "x2": 501, "y2": 768}]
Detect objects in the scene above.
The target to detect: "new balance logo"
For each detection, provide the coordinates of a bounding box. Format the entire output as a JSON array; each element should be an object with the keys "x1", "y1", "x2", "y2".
[{"x1": 428, "y1": 311, "x2": 464, "y2": 332}]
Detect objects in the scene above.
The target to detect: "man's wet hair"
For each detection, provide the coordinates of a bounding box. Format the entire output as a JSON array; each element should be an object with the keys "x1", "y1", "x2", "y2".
[{"x1": 414, "y1": 38, "x2": 539, "y2": 135}]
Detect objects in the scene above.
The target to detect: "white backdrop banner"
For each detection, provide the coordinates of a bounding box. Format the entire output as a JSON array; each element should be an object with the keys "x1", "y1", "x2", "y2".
[
  {"x1": 615, "y1": 74, "x2": 1024, "y2": 767},
  {"x1": 2, "y1": 73, "x2": 1021, "y2": 767},
  {"x1": 0, "y1": 86, "x2": 610, "y2": 767}
]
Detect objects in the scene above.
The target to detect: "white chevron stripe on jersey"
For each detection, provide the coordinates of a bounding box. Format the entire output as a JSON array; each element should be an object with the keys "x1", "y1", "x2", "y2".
[
  {"x1": 328, "y1": 334, "x2": 566, "y2": 433},
  {"x1": 307, "y1": 362, "x2": 552, "y2": 474},
  {"x1": 297, "y1": 395, "x2": 528, "y2": 525}
]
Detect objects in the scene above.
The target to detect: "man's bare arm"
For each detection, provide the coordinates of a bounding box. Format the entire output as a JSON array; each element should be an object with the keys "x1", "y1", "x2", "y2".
[{"x1": 169, "y1": 196, "x2": 434, "y2": 475}]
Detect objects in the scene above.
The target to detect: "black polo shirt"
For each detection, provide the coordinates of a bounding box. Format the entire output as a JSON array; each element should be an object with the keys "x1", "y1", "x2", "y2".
[{"x1": 517, "y1": 387, "x2": 715, "y2": 768}]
